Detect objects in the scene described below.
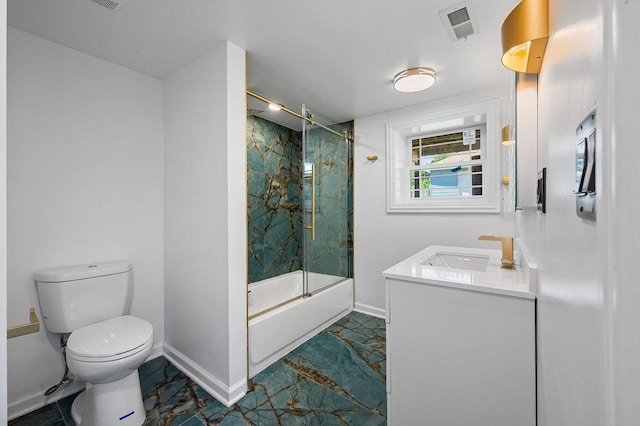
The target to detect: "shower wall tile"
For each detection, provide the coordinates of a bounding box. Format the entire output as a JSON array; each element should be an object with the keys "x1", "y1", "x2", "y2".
[
  {"x1": 247, "y1": 114, "x2": 354, "y2": 285},
  {"x1": 247, "y1": 116, "x2": 302, "y2": 283}
]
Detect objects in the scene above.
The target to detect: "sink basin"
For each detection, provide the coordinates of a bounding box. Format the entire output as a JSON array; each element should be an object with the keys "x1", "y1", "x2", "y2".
[
  {"x1": 422, "y1": 252, "x2": 490, "y2": 272},
  {"x1": 383, "y1": 245, "x2": 535, "y2": 299}
]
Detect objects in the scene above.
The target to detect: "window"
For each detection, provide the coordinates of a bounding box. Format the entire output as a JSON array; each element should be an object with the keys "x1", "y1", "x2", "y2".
[
  {"x1": 409, "y1": 126, "x2": 484, "y2": 199},
  {"x1": 386, "y1": 98, "x2": 501, "y2": 213}
]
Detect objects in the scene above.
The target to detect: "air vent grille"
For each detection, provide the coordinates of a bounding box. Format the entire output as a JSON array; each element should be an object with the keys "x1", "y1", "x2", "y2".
[
  {"x1": 447, "y1": 8, "x2": 471, "y2": 27},
  {"x1": 90, "y1": 0, "x2": 129, "y2": 10},
  {"x1": 453, "y1": 21, "x2": 475, "y2": 40},
  {"x1": 439, "y1": 1, "x2": 481, "y2": 42}
]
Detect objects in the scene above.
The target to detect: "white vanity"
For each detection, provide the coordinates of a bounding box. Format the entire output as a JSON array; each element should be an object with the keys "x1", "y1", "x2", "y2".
[{"x1": 383, "y1": 245, "x2": 536, "y2": 426}]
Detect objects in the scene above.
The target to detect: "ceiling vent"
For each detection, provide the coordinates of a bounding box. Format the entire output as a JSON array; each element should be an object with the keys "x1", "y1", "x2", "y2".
[
  {"x1": 439, "y1": 1, "x2": 481, "y2": 42},
  {"x1": 90, "y1": 0, "x2": 129, "y2": 11}
]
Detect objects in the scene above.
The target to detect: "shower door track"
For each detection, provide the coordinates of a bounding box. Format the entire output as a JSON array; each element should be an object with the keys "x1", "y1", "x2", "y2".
[
  {"x1": 248, "y1": 294, "x2": 303, "y2": 321},
  {"x1": 247, "y1": 277, "x2": 352, "y2": 321}
]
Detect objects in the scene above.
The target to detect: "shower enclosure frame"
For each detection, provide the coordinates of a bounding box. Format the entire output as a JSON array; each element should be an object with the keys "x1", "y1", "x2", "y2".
[
  {"x1": 245, "y1": 90, "x2": 354, "y2": 376},
  {"x1": 301, "y1": 104, "x2": 353, "y2": 296},
  {"x1": 246, "y1": 90, "x2": 353, "y2": 304}
]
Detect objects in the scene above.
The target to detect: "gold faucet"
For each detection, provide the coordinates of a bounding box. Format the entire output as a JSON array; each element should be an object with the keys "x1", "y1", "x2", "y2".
[{"x1": 478, "y1": 236, "x2": 515, "y2": 270}]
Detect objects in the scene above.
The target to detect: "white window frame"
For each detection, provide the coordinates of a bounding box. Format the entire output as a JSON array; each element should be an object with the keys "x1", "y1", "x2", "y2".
[{"x1": 386, "y1": 98, "x2": 501, "y2": 213}]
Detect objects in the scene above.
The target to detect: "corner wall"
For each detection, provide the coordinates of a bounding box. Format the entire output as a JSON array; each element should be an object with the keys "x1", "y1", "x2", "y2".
[
  {"x1": 163, "y1": 41, "x2": 247, "y2": 405},
  {"x1": 7, "y1": 28, "x2": 165, "y2": 418},
  {"x1": 600, "y1": 0, "x2": 640, "y2": 423},
  {"x1": 0, "y1": 1, "x2": 8, "y2": 422},
  {"x1": 515, "y1": 0, "x2": 605, "y2": 424}
]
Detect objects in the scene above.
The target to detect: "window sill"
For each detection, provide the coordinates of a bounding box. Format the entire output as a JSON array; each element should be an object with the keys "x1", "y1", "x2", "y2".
[{"x1": 387, "y1": 200, "x2": 502, "y2": 214}]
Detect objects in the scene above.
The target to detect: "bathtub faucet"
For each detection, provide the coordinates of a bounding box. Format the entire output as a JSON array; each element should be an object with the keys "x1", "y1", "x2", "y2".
[{"x1": 477, "y1": 235, "x2": 515, "y2": 270}]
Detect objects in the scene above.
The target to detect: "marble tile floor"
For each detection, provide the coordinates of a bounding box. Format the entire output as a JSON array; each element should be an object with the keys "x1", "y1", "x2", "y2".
[{"x1": 10, "y1": 311, "x2": 386, "y2": 425}]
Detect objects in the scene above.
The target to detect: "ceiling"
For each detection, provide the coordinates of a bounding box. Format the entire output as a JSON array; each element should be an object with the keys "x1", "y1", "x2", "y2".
[{"x1": 8, "y1": 0, "x2": 519, "y2": 130}]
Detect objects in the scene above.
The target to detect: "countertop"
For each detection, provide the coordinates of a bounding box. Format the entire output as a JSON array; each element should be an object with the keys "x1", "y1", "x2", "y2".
[{"x1": 382, "y1": 245, "x2": 536, "y2": 300}]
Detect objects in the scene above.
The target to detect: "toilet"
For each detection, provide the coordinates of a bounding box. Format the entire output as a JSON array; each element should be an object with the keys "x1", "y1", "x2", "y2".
[{"x1": 35, "y1": 261, "x2": 153, "y2": 426}]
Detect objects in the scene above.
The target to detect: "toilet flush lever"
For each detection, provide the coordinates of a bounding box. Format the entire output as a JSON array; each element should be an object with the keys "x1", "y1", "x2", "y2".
[{"x1": 477, "y1": 236, "x2": 515, "y2": 270}]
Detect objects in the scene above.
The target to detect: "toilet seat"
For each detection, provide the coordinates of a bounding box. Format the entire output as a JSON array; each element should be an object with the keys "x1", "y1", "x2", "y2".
[{"x1": 67, "y1": 315, "x2": 153, "y2": 363}]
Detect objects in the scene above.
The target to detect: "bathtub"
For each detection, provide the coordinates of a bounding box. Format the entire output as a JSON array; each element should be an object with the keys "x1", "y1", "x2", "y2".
[{"x1": 248, "y1": 270, "x2": 353, "y2": 377}]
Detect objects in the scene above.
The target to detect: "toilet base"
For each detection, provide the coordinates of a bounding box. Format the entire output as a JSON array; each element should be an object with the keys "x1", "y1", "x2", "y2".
[{"x1": 71, "y1": 369, "x2": 146, "y2": 426}]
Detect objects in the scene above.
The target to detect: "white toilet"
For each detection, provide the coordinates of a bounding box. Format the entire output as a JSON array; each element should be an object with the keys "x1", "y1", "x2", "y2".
[{"x1": 35, "y1": 260, "x2": 153, "y2": 426}]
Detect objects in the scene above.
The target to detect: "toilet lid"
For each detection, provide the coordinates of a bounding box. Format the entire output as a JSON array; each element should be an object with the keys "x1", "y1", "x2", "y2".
[{"x1": 67, "y1": 316, "x2": 153, "y2": 359}]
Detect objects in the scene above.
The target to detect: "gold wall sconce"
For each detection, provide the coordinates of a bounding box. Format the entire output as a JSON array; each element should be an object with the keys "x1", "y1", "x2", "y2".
[
  {"x1": 501, "y1": 0, "x2": 549, "y2": 73},
  {"x1": 502, "y1": 125, "x2": 515, "y2": 146}
]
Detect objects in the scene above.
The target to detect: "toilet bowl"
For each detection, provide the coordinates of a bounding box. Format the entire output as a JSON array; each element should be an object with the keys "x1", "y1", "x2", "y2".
[
  {"x1": 67, "y1": 315, "x2": 153, "y2": 426},
  {"x1": 35, "y1": 261, "x2": 154, "y2": 425}
]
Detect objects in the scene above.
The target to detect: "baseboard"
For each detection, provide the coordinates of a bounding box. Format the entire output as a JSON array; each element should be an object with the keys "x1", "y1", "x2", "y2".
[
  {"x1": 8, "y1": 340, "x2": 167, "y2": 421},
  {"x1": 354, "y1": 302, "x2": 386, "y2": 319},
  {"x1": 162, "y1": 343, "x2": 247, "y2": 407},
  {"x1": 147, "y1": 341, "x2": 164, "y2": 361},
  {"x1": 8, "y1": 379, "x2": 85, "y2": 421}
]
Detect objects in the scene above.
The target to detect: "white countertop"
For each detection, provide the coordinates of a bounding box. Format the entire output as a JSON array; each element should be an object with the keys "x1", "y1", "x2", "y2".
[{"x1": 382, "y1": 245, "x2": 536, "y2": 299}]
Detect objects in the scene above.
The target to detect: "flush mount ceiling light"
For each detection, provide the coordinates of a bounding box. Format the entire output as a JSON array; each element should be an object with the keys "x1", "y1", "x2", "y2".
[
  {"x1": 501, "y1": 0, "x2": 548, "y2": 73},
  {"x1": 393, "y1": 68, "x2": 437, "y2": 93},
  {"x1": 268, "y1": 103, "x2": 283, "y2": 111}
]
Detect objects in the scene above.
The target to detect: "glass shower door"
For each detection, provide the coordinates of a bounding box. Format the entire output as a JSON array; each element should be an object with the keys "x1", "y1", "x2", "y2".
[{"x1": 302, "y1": 105, "x2": 352, "y2": 295}]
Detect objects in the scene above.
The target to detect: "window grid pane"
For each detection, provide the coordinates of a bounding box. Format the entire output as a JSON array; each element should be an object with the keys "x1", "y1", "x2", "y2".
[
  {"x1": 410, "y1": 128, "x2": 482, "y2": 166},
  {"x1": 410, "y1": 164, "x2": 483, "y2": 199}
]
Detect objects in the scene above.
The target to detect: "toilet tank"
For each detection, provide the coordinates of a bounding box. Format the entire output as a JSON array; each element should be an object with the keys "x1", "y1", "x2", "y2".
[{"x1": 35, "y1": 260, "x2": 134, "y2": 334}]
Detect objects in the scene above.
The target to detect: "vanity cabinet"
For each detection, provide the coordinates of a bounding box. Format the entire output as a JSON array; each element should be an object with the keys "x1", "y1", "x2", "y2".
[{"x1": 383, "y1": 246, "x2": 535, "y2": 426}]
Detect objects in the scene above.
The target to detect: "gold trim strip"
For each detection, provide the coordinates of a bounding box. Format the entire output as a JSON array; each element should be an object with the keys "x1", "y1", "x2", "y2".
[
  {"x1": 248, "y1": 295, "x2": 305, "y2": 321},
  {"x1": 304, "y1": 163, "x2": 315, "y2": 240},
  {"x1": 247, "y1": 90, "x2": 349, "y2": 141},
  {"x1": 307, "y1": 277, "x2": 351, "y2": 297},
  {"x1": 8, "y1": 308, "x2": 40, "y2": 339},
  {"x1": 310, "y1": 164, "x2": 315, "y2": 241},
  {"x1": 248, "y1": 278, "x2": 351, "y2": 321}
]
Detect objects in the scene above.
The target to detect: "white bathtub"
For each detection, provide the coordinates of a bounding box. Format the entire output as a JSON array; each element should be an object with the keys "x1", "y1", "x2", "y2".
[{"x1": 248, "y1": 270, "x2": 353, "y2": 377}]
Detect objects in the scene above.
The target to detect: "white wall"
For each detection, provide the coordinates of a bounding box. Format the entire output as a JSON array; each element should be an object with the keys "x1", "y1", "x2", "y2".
[
  {"x1": 515, "y1": 0, "x2": 605, "y2": 424},
  {"x1": 0, "y1": 0, "x2": 7, "y2": 423},
  {"x1": 6, "y1": 28, "x2": 165, "y2": 418},
  {"x1": 354, "y1": 87, "x2": 515, "y2": 316},
  {"x1": 163, "y1": 41, "x2": 247, "y2": 406},
  {"x1": 601, "y1": 0, "x2": 640, "y2": 424}
]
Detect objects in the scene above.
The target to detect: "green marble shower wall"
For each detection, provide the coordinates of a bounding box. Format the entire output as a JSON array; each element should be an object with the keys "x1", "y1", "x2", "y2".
[
  {"x1": 247, "y1": 115, "x2": 303, "y2": 283},
  {"x1": 247, "y1": 115, "x2": 353, "y2": 284}
]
